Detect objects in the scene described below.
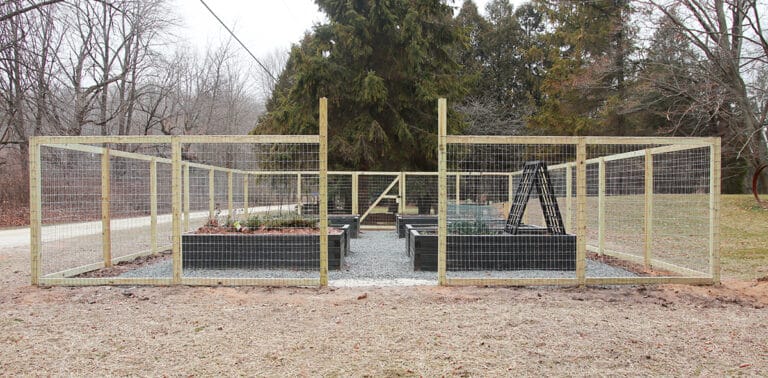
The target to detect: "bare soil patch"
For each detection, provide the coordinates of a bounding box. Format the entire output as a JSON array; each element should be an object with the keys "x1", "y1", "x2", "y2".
[
  {"x1": 1, "y1": 244, "x2": 767, "y2": 376},
  {"x1": 75, "y1": 250, "x2": 172, "y2": 278}
]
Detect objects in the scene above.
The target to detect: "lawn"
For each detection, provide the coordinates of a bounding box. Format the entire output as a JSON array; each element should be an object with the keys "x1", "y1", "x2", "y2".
[{"x1": 719, "y1": 195, "x2": 768, "y2": 280}]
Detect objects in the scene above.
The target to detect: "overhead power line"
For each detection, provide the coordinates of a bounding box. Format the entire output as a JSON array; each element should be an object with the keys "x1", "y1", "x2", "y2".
[{"x1": 198, "y1": 0, "x2": 278, "y2": 83}]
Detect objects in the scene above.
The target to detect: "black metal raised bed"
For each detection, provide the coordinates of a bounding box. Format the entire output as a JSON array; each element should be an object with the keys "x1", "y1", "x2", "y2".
[
  {"x1": 329, "y1": 215, "x2": 360, "y2": 238},
  {"x1": 182, "y1": 225, "x2": 349, "y2": 270},
  {"x1": 396, "y1": 215, "x2": 437, "y2": 238},
  {"x1": 408, "y1": 225, "x2": 575, "y2": 271}
]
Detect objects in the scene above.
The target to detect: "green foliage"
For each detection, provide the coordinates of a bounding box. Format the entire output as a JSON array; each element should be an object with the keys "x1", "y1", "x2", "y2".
[
  {"x1": 254, "y1": 0, "x2": 469, "y2": 171},
  {"x1": 223, "y1": 214, "x2": 319, "y2": 230},
  {"x1": 448, "y1": 220, "x2": 495, "y2": 235},
  {"x1": 527, "y1": 0, "x2": 637, "y2": 136}
]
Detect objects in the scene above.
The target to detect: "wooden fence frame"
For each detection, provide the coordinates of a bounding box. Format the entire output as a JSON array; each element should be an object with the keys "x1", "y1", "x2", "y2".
[
  {"x1": 29, "y1": 97, "x2": 720, "y2": 288},
  {"x1": 436, "y1": 98, "x2": 721, "y2": 287},
  {"x1": 30, "y1": 99, "x2": 329, "y2": 287}
]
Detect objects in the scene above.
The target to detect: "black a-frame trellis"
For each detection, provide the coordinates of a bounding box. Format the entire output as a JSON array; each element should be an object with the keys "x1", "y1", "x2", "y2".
[{"x1": 505, "y1": 161, "x2": 566, "y2": 235}]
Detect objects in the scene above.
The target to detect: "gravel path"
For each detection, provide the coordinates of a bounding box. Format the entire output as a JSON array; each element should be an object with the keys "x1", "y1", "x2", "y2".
[{"x1": 122, "y1": 230, "x2": 635, "y2": 285}]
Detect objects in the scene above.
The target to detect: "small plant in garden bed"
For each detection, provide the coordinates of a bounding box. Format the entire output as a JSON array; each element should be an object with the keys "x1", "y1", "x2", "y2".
[
  {"x1": 195, "y1": 213, "x2": 336, "y2": 235},
  {"x1": 448, "y1": 220, "x2": 497, "y2": 235}
]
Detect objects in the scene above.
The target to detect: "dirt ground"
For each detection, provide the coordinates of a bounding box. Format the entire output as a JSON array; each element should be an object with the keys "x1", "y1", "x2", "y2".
[{"x1": 1, "y1": 244, "x2": 767, "y2": 376}]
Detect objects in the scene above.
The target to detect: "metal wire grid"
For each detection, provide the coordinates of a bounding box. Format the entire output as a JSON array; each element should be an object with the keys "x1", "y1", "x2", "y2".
[
  {"x1": 440, "y1": 139, "x2": 717, "y2": 285},
  {"x1": 38, "y1": 144, "x2": 173, "y2": 283},
  {"x1": 444, "y1": 143, "x2": 577, "y2": 280},
  {"x1": 358, "y1": 174, "x2": 400, "y2": 226},
  {"x1": 403, "y1": 174, "x2": 439, "y2": 215},
  {"x1": 327, "y1": 174, "x2": 353, "y2": 214},
  {"x1": 179, "y1": 143, "x2": 322, "y2": 282}
]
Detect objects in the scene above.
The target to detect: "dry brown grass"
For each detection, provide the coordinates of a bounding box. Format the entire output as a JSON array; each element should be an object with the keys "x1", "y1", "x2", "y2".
[{"x1": 1, "y1": 243, "x2": 768, "y2": 376}]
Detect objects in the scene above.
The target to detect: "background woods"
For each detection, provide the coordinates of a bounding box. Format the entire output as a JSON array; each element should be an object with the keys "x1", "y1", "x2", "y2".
[{"x1": 1, "y1": 0, "x2": 767, "y2": 216}]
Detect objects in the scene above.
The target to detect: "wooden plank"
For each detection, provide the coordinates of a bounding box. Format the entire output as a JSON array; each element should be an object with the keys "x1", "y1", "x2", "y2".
[
  {"x1": 37, "y1": 135, "x2": 173, "y2": 144},
  {"x1": 455, "y1": 174, "x2": 460, "y2": 210},
  {"x1": 360, "y1": 225, "x2": 396, "y2": 230},
  {"x1": 585, "y1": 277, "x2": 713, "y2": 285},
  {"x1": 209, "y1": 169, "x2": 215, "y2": 219},
  {"x1": 171, "y1": 140, "x2": 182, "y2": 284},
  {"x1": 507, "y1": 173, "x2": 514, "y2": 216},
  {"x1": 399, "y1": 172, "x2": 406, "y2": 214},
  {"x1": 359, "y1": 176, "x2": 400, "y2": 223},
  {"x1": 710, "y1": 140, "x2": 721, "y2": 284},
  {"x1": 102, "y1": 148, "x2": 112, "y2": 267},
  {"x1": 319, "y1": 97, "x2": 329, "y2": 286},
  {"x1": 29, "y1": 138, "x2": 42, "y2": 285},
  {"x1": 183, "y1": 163, "x2": 190, "y2": 232},
  {"x1": 446, "y1": 135, "x2": 580, "y2": 145},
  {"x1": 296, "y1": 173, "x2": 302, "y2": 216},
  {"x1": 243, "y1": 174, "x2": 249, "y2": 217},
  {"x1": 644, "y1": 149, "x2": 653, "y2": 269},
  {"x1": 150, "y1": 159, "x2": 158, "y2": 254},
  {"x1": 352, "y1": 172, "x2": 359, "y2": 215},
  {"x1": 598, "y1": 157, "x2": 606, "y2": 255},
  {"x1": 227, "y1": 171, "x2": 233, "y2": 219},
  {"x1": 177, "y1": 135, "x2": 319, "y2": 144},
  {"x1": 565, "y1": 164, "x2": 573, "y2": 233},
  {"x1": 576, "y1": 138, "x2": 587, "y2": 287},
  {"x1": 445, "y1": 278, "x2": 579, "y2": 286},
  {"x1": 583, "y1": 136, "x2": 716, "y2": 145},
  {"x1": 181, "y1": 277, "x2": 319, "y2": 286},
  {"x1": 44, "y1": 143, "x2": 172, "y2": 164},
  {"x1": 437, "y1": 98, "x2": 448, "y2": 286},
  {"x1": 39, "y1": 277, "x2": 175, "y2": 286}
]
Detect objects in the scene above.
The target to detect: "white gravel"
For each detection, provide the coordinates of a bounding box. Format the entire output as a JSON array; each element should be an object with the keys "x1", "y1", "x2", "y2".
[{"x1": 121, "y1": 230, "x2": 635, "y2": 285}]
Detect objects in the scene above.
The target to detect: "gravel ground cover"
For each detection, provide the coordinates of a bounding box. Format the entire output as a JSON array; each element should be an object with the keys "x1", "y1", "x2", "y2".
[{"x1": 121, "y1": 231, "x2": 634, "y2": 284}]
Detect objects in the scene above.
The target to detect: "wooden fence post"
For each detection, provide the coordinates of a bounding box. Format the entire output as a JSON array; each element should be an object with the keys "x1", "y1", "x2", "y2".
[
  {"x1": 227, "y1": 171, "x2": 233, "y2": 219},
  {"x1": 297, "y1": 173, "x2": 302, "y2": 215},
  {"x1": 150, "y1": 158, "x2": 158, "y2": 254},
  {"x1": 171, "y1": 139, "x2": 182, "y2": 284},
  {"x1": 352, "y1": 172, "x2": 359, "y2": 215},
  {"x1": 644, "y1": 149, "x2": 653, "y2": 269},
  {"x1": 319, "y1": 97, "x2": 329, "y2": 286},
  {"x1": 29, "y1": 138, "x2": 42, "y2": 285},
  {"x1": 709, "y1": 139, "x2": 721, "y2": 284},
  {"x1": 565, "y1": 163, "x2": 573, "y2": 233},
  {"x1": 438, "y1": 98, "x2": 448, "y2": 285},
  {"x1": 576, "y1": 138, "x2": 587, "y2": 287},
  {"x1": 598, "y1": 157, "x2": 606, "y2": 255},
  {"x1": 208, "y1": 168, "x2": 215, "y2": 220},
  {"x1": 102, "y1": 148, "x2": 112, "y2": 267},
  {"x1": 183, "y1": 163, "x2": 190, "y2": 232}
]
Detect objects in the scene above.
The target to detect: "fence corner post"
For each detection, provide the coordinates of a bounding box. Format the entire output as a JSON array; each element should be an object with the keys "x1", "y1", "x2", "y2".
[
  {"x1": 319, "y1": 97, "x2": 329, "y2": 287},
  {"x1": 437, "y1": 98, "x2": 448, "y2": 286}
]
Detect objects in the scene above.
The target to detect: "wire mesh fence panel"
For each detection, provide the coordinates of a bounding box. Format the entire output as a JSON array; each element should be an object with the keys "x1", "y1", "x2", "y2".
[
  {"x1": 327, "y1": 174, "x2": 353, "y2": 214},
  {"x1": 443, "y1": 143, "x2": 578, "y2": 283},
  {"x1": 179, "y1": 142, "x2": 323, "y2": 285},
  {"x1": 403, "y1": 174, "x2": 439, "y2": 215},
  {"x1": 358, "y1": 174, "x2": 400, "y2": 226},
  {"x1": 439, "y1": 133, "x2": 718, "y2": 286},
  {"x1": 650, "y1": 146, "x2": 711, "y2": 276},
  {"x1": 36, "y1": 143, "x2": 174, "y2": 284}
]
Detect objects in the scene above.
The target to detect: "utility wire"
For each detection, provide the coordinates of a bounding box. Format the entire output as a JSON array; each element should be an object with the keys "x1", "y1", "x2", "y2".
[{"x1": 199, "y1": 0, "x2": 278, "y2": 83}]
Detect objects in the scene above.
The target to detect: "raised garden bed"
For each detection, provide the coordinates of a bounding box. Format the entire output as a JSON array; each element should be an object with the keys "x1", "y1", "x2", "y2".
[
  {"x1": 329, "y1": 214, "x2": 359, "y2": 238},
  {"x1": 182, "y1": 225, "x2": 349, "y2": 270},
  {"x1": 396, "y1": 215, "x2": 437, "y2": 238},
  {"x1": 408, "y1": 226, "x2": 576, "y2": 271}
]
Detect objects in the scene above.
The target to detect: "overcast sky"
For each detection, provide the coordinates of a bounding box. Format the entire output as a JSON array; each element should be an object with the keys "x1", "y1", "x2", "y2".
[{"x1": 177, "y1": 0, "x2": 528, "y2": 57}]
